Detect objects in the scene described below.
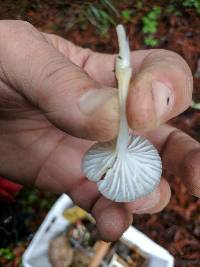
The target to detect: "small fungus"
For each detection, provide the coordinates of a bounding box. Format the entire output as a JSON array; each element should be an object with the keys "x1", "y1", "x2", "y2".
[{"x1": 82, "y1": 25, "x2": 162, "y2": 202}]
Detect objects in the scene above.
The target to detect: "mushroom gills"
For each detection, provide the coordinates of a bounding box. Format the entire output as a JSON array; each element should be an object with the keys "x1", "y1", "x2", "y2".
[{"x1": 83, "y1": 135, "x2": 162, "y2": 202}]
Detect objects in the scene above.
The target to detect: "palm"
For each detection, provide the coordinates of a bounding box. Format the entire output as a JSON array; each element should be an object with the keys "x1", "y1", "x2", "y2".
[{"x1": 0, "y1": 95, "x2": 88, "y2": 187}]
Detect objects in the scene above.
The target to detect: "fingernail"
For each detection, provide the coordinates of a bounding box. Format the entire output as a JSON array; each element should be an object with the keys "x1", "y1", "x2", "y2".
[
  {"x1": 151, "y1": 81, "x2": 174, "y2": 120},
  {"x1": 79, "y1": 88, "x2": 117, "y2": 115},
  {"x1": 134, "y1": 187, "x2": 160, "y2": 214}
]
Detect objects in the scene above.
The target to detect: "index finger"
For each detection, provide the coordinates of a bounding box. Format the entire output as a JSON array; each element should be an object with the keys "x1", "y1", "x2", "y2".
[{"x1": 143, "y1": 124, "x2": 200, "y2": 198}]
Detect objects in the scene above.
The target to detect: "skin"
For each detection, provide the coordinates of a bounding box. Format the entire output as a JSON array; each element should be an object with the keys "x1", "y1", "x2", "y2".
[{"x1": 0, "y1": 20, "x2": 199, "y2": 241}]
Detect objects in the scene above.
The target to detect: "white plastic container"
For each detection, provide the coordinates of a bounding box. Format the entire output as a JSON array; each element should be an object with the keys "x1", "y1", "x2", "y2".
[{"x1": 23, "y1": 194, "x2": 174, "y2": 267}]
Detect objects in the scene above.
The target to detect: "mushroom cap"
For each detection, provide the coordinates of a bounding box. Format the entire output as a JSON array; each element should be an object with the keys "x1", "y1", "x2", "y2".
[{"x1": 82, "y1": 135, "x2": 162, "y2": 202}]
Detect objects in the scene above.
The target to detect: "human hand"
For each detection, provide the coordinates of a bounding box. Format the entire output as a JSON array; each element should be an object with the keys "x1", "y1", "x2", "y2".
[{"x1": 0, "y1": 20, "x2": 199, "y2": 241}]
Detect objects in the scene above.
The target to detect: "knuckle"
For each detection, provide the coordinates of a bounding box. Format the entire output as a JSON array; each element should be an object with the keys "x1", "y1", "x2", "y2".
[
  {"x1": 37, "y1": 58, "x2": 76, "y2": 99},
  {"x1": 36, "y1": 56, "x2": 92, "y2": 113},
  {"x1": 36, "y1": 59, "x2": 67, "y2": 107},
  {"x1": 40, "y1": 56, "x2": 68, "y2": 82}
]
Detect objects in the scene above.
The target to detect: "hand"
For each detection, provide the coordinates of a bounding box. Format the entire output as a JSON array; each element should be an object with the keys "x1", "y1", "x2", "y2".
[{"x1": 0, "y1": 20, "x2": 199, "y2": 241}]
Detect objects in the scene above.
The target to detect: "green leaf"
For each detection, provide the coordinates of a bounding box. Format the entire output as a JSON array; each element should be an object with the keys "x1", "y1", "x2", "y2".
[
  {"x1": 182, "y1": 0, "x2": 200, "y2": 14},
  {"x1": 89, "y1": 5, "x2": 102, "y2": 21},
  {"x1": 144, "y1": 37, "x2": 159, "y2": 47},
  {"x1": 121, "y1": 9, "x2": 133, "y2": 21},
  {"x1": 101, "y1": 0, "x2": 120, "y2": 16},
  {"x1": 142, "y1": 21, "x2": 157, "y2": 33},
  {"x1": 142, "y1": 6, "x2": 161, "y2": 34},
  {"x1": 0, "y1": 248, "x2": 15, "y2": 261}
]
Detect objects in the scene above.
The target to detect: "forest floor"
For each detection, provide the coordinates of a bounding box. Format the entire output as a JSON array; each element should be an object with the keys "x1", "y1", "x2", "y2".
[{"x1": 0, "y1": 1, "x2": 199, "y2": 267}]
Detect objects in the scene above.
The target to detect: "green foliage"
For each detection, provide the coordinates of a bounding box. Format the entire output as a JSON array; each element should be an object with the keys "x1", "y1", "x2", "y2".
[
  {"x1": 18, "y1": 187, "x2": 56, "y2": 214},
  {"x1": 73, "y1": 0, "x2": 120, "y2": 35},
  {"x1": 166, "y1": 4, "x2": 182, "y2": 16},
  {"x1": 101, "y1": 0, "x2": 120, "y2": 17},
  {"x1": 142, "y1": 6, "x2": 161, "y2": 34},
  {"x1": 121, "y1": 9, "x2": 133, "y2": 22},
  {"x1": 142, "y1": 6, "x2": 161, "y2": 47},
  {"x1": 85, "y1": 3, "x2": 116, "y2": 35},
  {"x1": 182, "y1": 0, "x2": 200, "y2": 14},
  {"x1": 144, "y1": 37, "x2": 159, "y2": 47},
  {"x1": 0, "y1": 248, "x2": 15, "y2": 261},
  {"x1": 166, "y1": 0, "x2": 200, "y2": 16},
  {"x1": 61, "y1": 0, "x2": 120, "y2": 35}
]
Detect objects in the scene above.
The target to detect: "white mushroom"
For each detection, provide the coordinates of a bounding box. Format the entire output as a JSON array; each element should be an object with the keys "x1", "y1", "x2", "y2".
[{"x1": 82, "y1": 25, "x2": 162, "y2": 202}]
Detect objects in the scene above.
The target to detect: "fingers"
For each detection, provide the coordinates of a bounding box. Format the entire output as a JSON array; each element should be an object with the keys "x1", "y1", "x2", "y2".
[
  {"x1": 70, "y1": 180, "x2": 101, "y2": 211},
  {"x1": 80, "y1": 48, "x2": 193, "y2": 132},
  {"x1": 114, "y1": 123, "x2": 199, "y2": 220},
  {"x1": 145, "y1": 125, "x2": 200, "y2": 198},
  {"x1": 69, "y1": 177, "x2": 170, "y2": 241},
  {"x1": 126, "y1": 178, "x2": 171, "y2": 214},
  {"x1": 162, "y1": 127, "x2": 200, "y2": 197},
  {"x1": 0, "y1": 20, "x2": 119, "y2": 141},
  {"x1": 89, "y1": 178, "x2": 170, "y2": 241},
  {"x1": 92, "y1": 197, "x2": 132, "y2": 242},
  {"x1": 43, "y1": 33, "x2": 150, "y2": 88},
  {"x1": 69, "y1": 177, "x2": 170, "y2": 242},
  {"x1": 127, "y1": 50, "x2": 193, "y2": 131},
  {"x1": 44, "y1": 33, "x2": 193, "y2": 134},
  {"x1": 138, "y1": 178, "x2": 171, "y2": 214}
]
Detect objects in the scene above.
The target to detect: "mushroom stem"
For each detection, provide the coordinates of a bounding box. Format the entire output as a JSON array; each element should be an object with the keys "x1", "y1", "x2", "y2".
[
  {"x1": 115, "y1": 25, "x2": 132, "y2": 158},
  {"x1": 82, "y1": 24, "x2": 162, "y2": 202}
]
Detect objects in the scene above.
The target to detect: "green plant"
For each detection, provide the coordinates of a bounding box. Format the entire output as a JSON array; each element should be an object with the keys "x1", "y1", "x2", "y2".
[
  {"x1": 77, "y1": 0, "x2": 120, "y2": 35},
  {"x1": 182, "y1": 0, "x2": 200, "y2": 14},
  {"x1": 142, "y1": 6, "x2": 161, "y2": 47},
  {"x1": 0, "y1": 248, "x2": 15, "y2": 261},
  {"x1": 85, "y1": 3, "x2": 116, "y2": 35},
  {"x1": 63, "y1": 0, "x2": 119, "y2": 35},
  {"x1": 121, "y1": 9, "x2": 133, "y2": 22},
  {"x1": 144, "y1": 37, "x2": 159, "y2": 47},
  {"x1": 166, "y1": 4, "x2": 182, "y2": 16},
  {"x1": 142, "y1": 6, "x2": 161, "y2": 34},
  {"x1": 101, "y1": 0, "x2": 120, "y2": 17}
]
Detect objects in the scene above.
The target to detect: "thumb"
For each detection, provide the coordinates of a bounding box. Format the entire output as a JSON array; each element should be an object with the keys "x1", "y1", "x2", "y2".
[
  {"x1": 127, "y1": 49, "x2": 193, "y2": 131},
  {"x1": 0, "y1": 20, "x2": 119, "y2": 141}
]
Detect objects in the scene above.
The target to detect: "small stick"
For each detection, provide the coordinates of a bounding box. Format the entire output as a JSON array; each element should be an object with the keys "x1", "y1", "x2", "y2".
[{"x1": 88, "y1": 241, "x2": 111, "y2": 267}]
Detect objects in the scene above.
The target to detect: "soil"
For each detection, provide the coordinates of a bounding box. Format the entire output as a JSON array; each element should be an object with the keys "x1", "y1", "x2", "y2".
[{"x1": 0, "y1": 1, "x2": 199, "y2": 267}]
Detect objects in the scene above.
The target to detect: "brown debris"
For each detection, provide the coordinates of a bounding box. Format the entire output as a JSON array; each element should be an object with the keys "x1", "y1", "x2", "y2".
[{"x1": 48, "y1": 235, "x2": 74, "y2": 267}]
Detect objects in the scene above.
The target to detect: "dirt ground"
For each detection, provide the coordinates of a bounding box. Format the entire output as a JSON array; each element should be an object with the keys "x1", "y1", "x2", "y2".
[{"x1": 0, "y1": 1, "x2": 199, "y2": 267}]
